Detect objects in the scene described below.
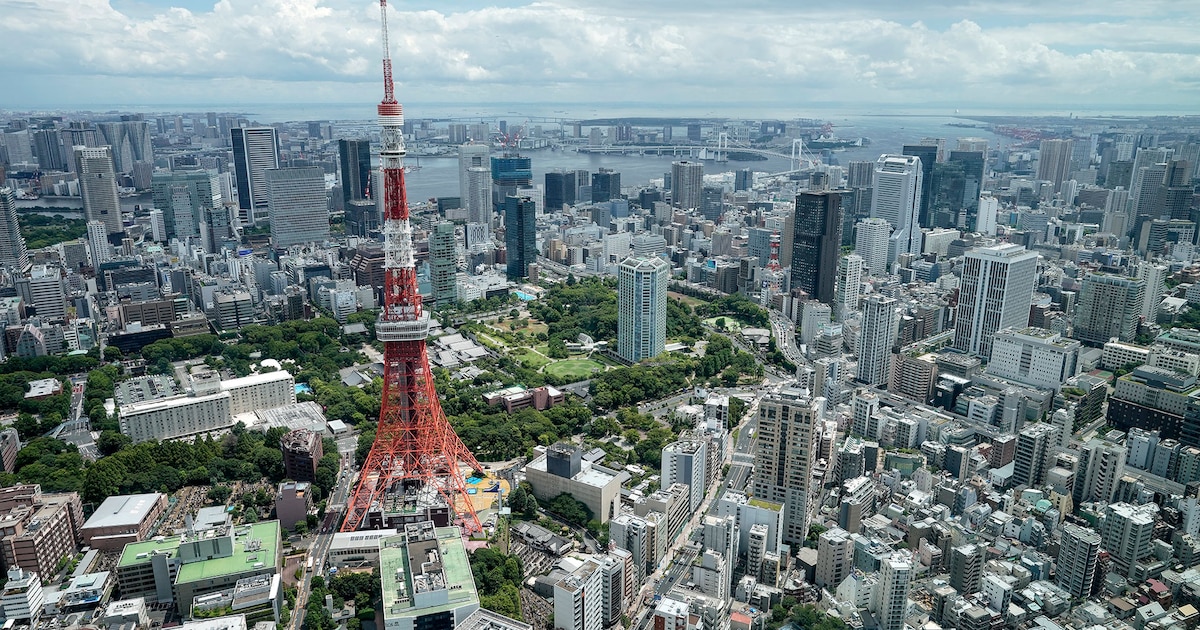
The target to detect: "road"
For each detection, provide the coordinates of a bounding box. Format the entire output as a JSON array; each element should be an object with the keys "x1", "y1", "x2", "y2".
[
  {"x1": 770, "y1": 311, "x2": 805, "y2": 367},
  {"x1": 291, "y1": 456, "x2": 357, "y2": 630}
]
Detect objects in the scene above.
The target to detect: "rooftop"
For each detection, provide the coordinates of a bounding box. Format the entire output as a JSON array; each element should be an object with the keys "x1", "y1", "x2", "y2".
[
  {"x1": 83, "y1": 493, "x2": 164, "y2": 530},
  {"x1": 24, "y1": 378, "x2": 63, "y2": 399},
  {"x1": 380, "y1": 525, "x2": 478, "y2": 619},
  {"x1": 118, "y1": 520, "x2": 280, "y2": 585}
]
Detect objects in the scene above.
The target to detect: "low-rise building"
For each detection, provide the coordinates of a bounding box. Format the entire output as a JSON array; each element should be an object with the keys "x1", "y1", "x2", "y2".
[
  {"x1": 525, "y1": 443, "x2": 625, "y2": 523},
  {"x1": 1, "y1": 567, "x2": 45, "y2": 621},
  {"x1": 380, "y1": 522, "x2": 479, "y2": 630},
  {"x1": 80, "y1": 493, "x2": 169, "y2": 551},
  {"x1": 274, "y1": 482, "x2": 313, "y2": 531}
]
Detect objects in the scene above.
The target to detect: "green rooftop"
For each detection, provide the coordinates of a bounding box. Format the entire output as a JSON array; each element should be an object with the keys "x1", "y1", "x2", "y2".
[
  {"x1": 748, "y1": 497, "x2": 783, "y2": 511},
  {"x1": 380, "y1": 525, "x2": 478, "y2": 620},
  {"x1": 118, "y1": 520, "x2": 281, "y2": 584}
]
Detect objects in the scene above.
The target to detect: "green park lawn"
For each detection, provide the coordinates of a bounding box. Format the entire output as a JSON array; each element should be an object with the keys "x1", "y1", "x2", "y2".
[{"x1": 544, "y1": 359, "x2": 605, "y2": 381}]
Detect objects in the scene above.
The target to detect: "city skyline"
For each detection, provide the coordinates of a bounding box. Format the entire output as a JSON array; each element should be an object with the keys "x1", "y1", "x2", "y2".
[{"x1": 2, "y1": 1, "x2": 1197, "y2": 113}]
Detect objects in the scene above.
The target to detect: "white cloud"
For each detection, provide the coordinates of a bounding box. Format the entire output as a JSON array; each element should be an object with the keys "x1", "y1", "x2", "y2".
[{"x1": 0, "y1": 0, "x2": 1196, "y2": 111}]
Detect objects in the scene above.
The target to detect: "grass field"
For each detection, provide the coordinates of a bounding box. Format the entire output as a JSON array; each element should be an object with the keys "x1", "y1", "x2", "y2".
[
  {"x1": 704, "y1": 316, "x2": 744, "y2": 332},
  {"x1": 667, "y1": 291, "x2": 706, "y2": 308},
  {"x1": 512, "y1": 348, "x2": 551, "y2": 369},
  {"x1": 544, "y1": 359, "x2": 605, "y2": 381}
]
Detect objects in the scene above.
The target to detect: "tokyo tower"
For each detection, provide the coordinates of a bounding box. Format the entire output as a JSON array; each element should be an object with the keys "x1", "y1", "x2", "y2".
[{"x1": 342, "y1": 0, "x2": 483, "y2": 533}]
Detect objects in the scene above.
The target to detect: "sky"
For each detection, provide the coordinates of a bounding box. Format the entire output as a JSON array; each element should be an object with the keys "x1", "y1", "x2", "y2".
[{"x1": 1, "y1": 0, "x2": 1198, "y2": 117}]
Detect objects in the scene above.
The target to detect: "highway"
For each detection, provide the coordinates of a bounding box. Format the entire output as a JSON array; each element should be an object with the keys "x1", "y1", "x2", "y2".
[{"x1": 291, "y1": 456, "x2": 357, "y2": 630}]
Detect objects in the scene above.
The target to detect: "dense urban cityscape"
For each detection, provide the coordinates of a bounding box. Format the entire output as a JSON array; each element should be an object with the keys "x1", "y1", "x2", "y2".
[{"x1": 2, "y1": 3, "x2": 1200, "y2": 630}]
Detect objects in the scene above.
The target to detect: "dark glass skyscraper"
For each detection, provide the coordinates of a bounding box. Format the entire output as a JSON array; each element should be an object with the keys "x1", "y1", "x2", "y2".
[
  {"x1": 491, "y1": 156, "x2": 532, "y2": 211},
  {"x1": 902, "y1": 144, "x2": 937, "y2": 228},
  {"x1": 592, "y1": 168, "x2": 621, "y2": 203},
  {"x1": 231, "y1": 127, "x2": 280, "y2": 226},
  {"x1": 504, "y1": 196, "x2": 537, "y2": 280},
  {"x1": 338, "y1": 139, "x2": 373, "y2": 202},
  {"x1": 791, "y1": 191, "x2": 842, "y2": 304},
  {"x1": 545, "y1": 170, "x2": 576, "y2": 211},
  {"x1": 948, "y1": 150, "x2": 985, "y2": 229}
]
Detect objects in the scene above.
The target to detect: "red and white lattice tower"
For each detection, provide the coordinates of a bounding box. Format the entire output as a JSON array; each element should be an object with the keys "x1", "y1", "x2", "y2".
[{"x1": 342, "y1": 0, "x2": 483, "y2": 533}]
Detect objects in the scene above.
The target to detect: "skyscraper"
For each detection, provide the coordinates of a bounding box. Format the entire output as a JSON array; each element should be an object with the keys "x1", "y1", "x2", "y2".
[
  {"x1": 466, "y1": 166, "x2": 493, "y2": 225},
  {"x1": 458, "y1": 143, "x2": 490, "y2": 203},
  {"x1": 1036, "y1": 139, "x2": 1074, "y2": 194},
  {"x1": 617, "y1": 256, "x2": 669, "y2": 363},
  {"x1": 791, "y1": 191, "x2": 842, "y2": 305},
  {"x1": 544, "y1": 170, "x2": 576, "y2": 212},
  {"x1": 870, "y1": 154, "x2": 923, "y2": 266},
  {"x1": 151, "y1": 170, "x2": 221, "y2": 239},
  {"x1": 591, "y1": 168, "x2": 620, "y2": 203},
  {"x1": 671, "y1": 160, "x2": 703, "y2": 210},
  {"x1": 338, "y1": 139, "x2": 373, "y2": 202},
  {"x1": 231, "y1": 127, "x2": 280, "y2": 226},
  {"x1": 74, "y1": 146, "x2": 122, "y2": 236},
  {"x1": 1100, "y1": 503, "x2": 1157, "y2": 576},
  {"x1": 753, "y1": 388, "x2": 821, "y2": 546},
  {"x1": 1073, "y1": 439, "x2": 1126, "y2": 505},
  {"x1": 902, "y1": 144, "x2": 937, "y2": 228},
  {"x1": 1073, "y1": 272, "x2": 1146, "y2": 345},
  {"x1": 429, "y1": 221, "x2": 458, "y2": 309},
  {"x1": 699, "y1": 185, "x2": 723, "y2": 221},
  {"x1": 1013, "y1": 422, "x2": 1058, "y2": 488},
  {"x1": 265, "y1": 167, "x2": 330, "y2": 247},
  {"x1": 953, "y1": 244, "x2": 1038, "y2": 359},
  {"x1": 504, "y1": 195, "x2": 536, "y2": 280},
  {"x1": 0, "y1": 188, "x2": 28, "y2": 270},
  {"x1": 491, "y1": 155, "x2": 532, "y2": 211},
  {"x1": 97, "y1": 121, "x2": 153, "y2": 173},
  {"x1": 855, "y1": 218, "x2": 890, "y2": 277},
  {"x1": 836, "y1": 253, "x2": 864, "y2": 319},
  {"x1": 31, "y1": 129, "x2": 66, "y2": 171},
  {"x1": 857, "y1": 294, "x2": 899, "y2": 386},
  {"x1": 948, "y1": 150, "x2": 986, "y2": 229},
  {"x1": 86, "y1": 220, "x2": 111, "y2": 266},
  {"x1": 1057, "y1": 523, "x2": 1102, "y2": 599}
]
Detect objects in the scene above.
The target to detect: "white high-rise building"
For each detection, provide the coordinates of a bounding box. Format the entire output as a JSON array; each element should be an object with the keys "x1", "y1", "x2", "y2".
[
  {"x1": 553, "y1": 559, "x2": 603, "y2": 630},
  {"x1": 671, "y1": 160, "x2": 704, "y2": 210},
  {"x1": 1075, "y1": 439, "x2": 1126, "y2": 505},
  {"x1": 21, "y1": 265, "x2": 67, "y2": 320},
  {"x1": 661, "y1": 440, "x2": 707, "y2": 513},
  {"x1": 75, "y1": 145, "x2": 122, "y2": 235},
  {"x1": 977, "y1": 193, "x2": 999, "y2": 236},
  {"x1": 836, "y1": 253, "x2": 863, "y2": 319},
  {"x1": 1138, "y1": 261, "x2": 1168, "y2": 322},
  {"x1": 878, "y1": 556, "x2": 913, "y2": 630},
  {"x1": 857, "y1": 294, "x2": 899, "y2": 386},
  {"x1": 1100, "y1": 502, "x2": 1158, "y2": 576},
  {"x1": 266, "y1": 167, "x2": 330, "y2": 247},
  {"x1": 148, "y1": 209, "x2": 166, "y2": 243},
  {"x1": 87, "y1": 220, "x2": 112, "y2": 265},
  {"x1": 953, "y1": 244, "x2": 1038, "y2": 359},
  {"x1": 987, "y1": 327, "x2": 1080, "y2": 391},
  {"x1": 855, "y1": 218, "x2": 890, "y2": 277},
  {"x1": 0, "y1": 188, "x2": 28, "y2": 270},
  {"x1": 1036, "y1": 139, "x2": 1074, "y2": 194},
  {"x1": 458, "y1": 143, "x2": 490, "y2": 201},
  {"x1": 466, "y1": 166, "x2": 493, "y2": 225},
  {"x1": 870, "y1": 154, "x2": 923, "y2": 268},
  {"x1": 617, "y1": 256, "x2": 669, "y2": 363}
]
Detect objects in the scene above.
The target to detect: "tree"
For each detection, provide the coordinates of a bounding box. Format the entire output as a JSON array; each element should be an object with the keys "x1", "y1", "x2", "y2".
[
  {"x1": 547, "y1": 493, "x2": 592, "y2": 527},
  {"x1": 208, "y1": 485, "x2": 233, "y2": 504},
  {"x1": 97, "y1": 431, "x2": 132, "y2": 457}
]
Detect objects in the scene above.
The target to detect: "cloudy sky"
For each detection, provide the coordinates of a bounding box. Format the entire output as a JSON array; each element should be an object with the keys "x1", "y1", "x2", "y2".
[{"x1": 2, "y1": 0, "x2": 1198, "y2": 116}]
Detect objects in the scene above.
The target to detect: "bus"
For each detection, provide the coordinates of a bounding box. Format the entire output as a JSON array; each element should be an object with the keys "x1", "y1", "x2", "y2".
[{"x1": 306, "y1": 557, "x2": 314, "y2": 572}]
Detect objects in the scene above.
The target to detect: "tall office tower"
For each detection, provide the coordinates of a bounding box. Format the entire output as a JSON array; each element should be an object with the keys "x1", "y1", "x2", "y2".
[
  {"x1": 74, "y1": 146, "x2": 122, "y2": 236},
  {"x1": 457, "y1": 143, "x2": 490, "y2": 201},
  {"x1": 1129, "y1": 147, "x2": 1173, "y2": 209},
  {"x1": 148, "y1": 208, "x2": 166, "y2": 242},
  {"x1": 428, "y1": 221, "x2": 458, "y2": 309},
  {"x1": 265, "y1": 167, "x2": 330, "y2": 247},
  {"x1": 870, "y1": 154, "x2": 924, "y2": 266},
  {"x1": 791, "y1": 191, "x2": 842, "y2": 305},
  {"x1": 948, "y1": 151, "x2": 985, "y2": 229},
  {"x1": 1074, "y1": 439, "x2": 1126, "y2": 505},
  {"x1": 1058, "y1": 523, "x2": 1102, "y2": 599},
  {"x1": 338, "y1": 139, "x2": 373, "y2": 202},
  {"x1": 544, "y1": 170, "x2": 576, "y2": 212},
  {"x1": 952, "y1": 244, "x2": 1038, "y2": 359},
  {"x1": 1100, "y1": 503, "x2": 1157, "y2": 576},
  {"x1": 1013, "y1": 423, "x2": 1058, "y2": 488},
  {"x1": 231, "y1": 127, "x2": 280, "y2": 226},
  {"x1": 902, "y1": 145, "x2": 937, "y2": 227},
  {"x1": 490, "y1": 155, "x2": 532, "y2": 210},
  {"x1": 1130, "y1": 162, "x2": 1169, "y2": 219},
  {"x1": 31, "y1": 129, "x2": 66, "y2": 171},
  {"x1": 0, "y1": 188, "x2": 28, "y2": 270},
  {"x1": 661, "y1": 440, "x2": 708, "y2": 513},
  {"x1": 699, "y1": 186, "x2": 723, "y2": 221},
  {"x1": 21, "y1": 265, "x2": 67, "y2": 319},
  {"x1": 816, "y1": 527, "x2": 852, "y2": 588},
  {"x1": 97, "y1": 121, "x2": 152, "y2": 172},
  {"x1": 855, "y1": 218, "x2": 890, "y2": 277},
  {"x1": 617, "y1": 256, "x2": 669, "y2": 363},
  {"x1": 1073, "y1": 272, "x2": 1146, "y2": 345},
  {"x1": 86, "y1": 220, "x2": 111, "y2": 265},
  {"x1": 466, "y1": 166, "x2": 492, "y2": 225},
  {"x1": 671, "y1": 160, "x2": 704, "y2": 210},
  {"x1": 151, "y1": 170, "x2": 221, "y2": 239},
  {"x1": 735, "y1": 168, "x2": 753, "y2": 191},
  {"x1": 1036, "y1": 139, "x2": 1075, "y2": 194},
  {"x1": 753, "y1": 388, "x2": 822, "y2": 546},
  {"x1": 836, "y1": 253, "x2": 864, "y2": 319},
  {"x1": 1138, "y1": 262, "x2": 1168, "y2": 323},
  {"x1": 878, "y1": 556, "x2": 913, "y2": 630},
  {"x1": 504, "y1": 195, "x2": 536, "y2": 280},
  {"x1": 592, "y1": 168, "x2": 620, "y2": 203},
  {"x1": 948, "y1": 544, "x2": 982, "y2": 595},
  {"x1": 203, "y1": 206, "x2": 232, "y2": 252},
  {"x1": 856, "y1": 294, "x2": 898, "y2": 386},
  {"x1": 1161, "y1": 159, "x2": 1194, "y2": 220},
  {"x1": 61, "y1": 124, "x2": 100, "y2": 167},
  {"x1": 977, "y1": 194, "x2": 999, "y2": 236}
]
